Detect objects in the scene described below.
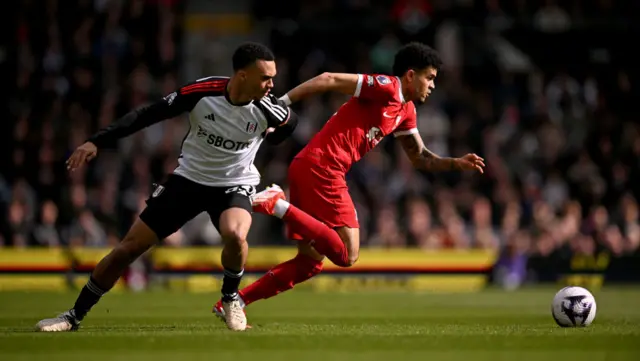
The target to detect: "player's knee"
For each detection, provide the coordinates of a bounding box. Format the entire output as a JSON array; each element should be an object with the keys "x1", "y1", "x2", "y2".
[
  {"x1": 219, "y1": 208, "x2": 250, "y2": 250},
  {"x1": 343, "y1": 251, "x2": 360, "y2": 267},
  {"x1": 347, "y1": 253, "x2": 359, "y2": 267},
  {"x1": 340, "y1": 255, "x2": 358, "y2": 267},
  {"x1": 333, "y1": 254, "x2": 358, "y2": 268},
  {"x1": 335, "y1": 227, "x2": 360, "y2": 267},
  {"x1": 220, "y1": 229, "x2": 247, "y2": 248}
]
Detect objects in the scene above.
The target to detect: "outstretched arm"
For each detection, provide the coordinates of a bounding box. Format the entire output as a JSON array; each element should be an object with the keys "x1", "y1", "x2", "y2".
[
  {"x1": 281, "y1": 72, "x2": 360, "y2": 105},
  {"x1": 67, "y1": 78, "x2": 220, "y2": 171},
  {"x1": 396, "y1": 133, "x2": 485, "y2": 173},
  {"x1": 66, "y1": 99, "x2": 184, "y2": 171},
  {"x1": 86, "y1": 99, "x2": 183, "y2": 149}
]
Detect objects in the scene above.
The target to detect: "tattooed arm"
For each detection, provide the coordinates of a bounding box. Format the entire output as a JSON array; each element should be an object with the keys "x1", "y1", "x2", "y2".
[{"x1": 396, "y1": 133, "x2": 485, "y2": 173}]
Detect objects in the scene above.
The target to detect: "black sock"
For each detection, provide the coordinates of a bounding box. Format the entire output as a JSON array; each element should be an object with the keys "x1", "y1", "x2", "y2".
[
  {"x1": 221, "y1": 267, "x2": 244, "y2": 302},
  {"x1": 72, "y1": 276, "x2": 107, "y2": 321}
]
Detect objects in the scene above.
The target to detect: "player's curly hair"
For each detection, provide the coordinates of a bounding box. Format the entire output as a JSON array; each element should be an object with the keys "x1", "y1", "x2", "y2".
[
  {"x1": 232, "y1": 42, "x2": 275, "y2": 71},
  {"x1": 392, "y1": 42, "x2": 443, "y2": 77}
]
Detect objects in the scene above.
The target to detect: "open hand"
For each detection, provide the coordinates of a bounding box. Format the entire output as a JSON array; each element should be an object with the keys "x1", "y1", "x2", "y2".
[
  {"x1": 66, "y1": 142, "x2": 98, "y2": 172},
  {"x1": 455, "y1": 153, "x2": 485, "y2": 173}
]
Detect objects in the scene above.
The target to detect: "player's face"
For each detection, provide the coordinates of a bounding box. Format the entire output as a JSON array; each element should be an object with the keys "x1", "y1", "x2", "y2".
[
  {"x1": 408, "y1": 66, "x2": 438, "y2": 104},
  {"x1": 240, "y1": 60, "x2": 276, "y2": 100}
]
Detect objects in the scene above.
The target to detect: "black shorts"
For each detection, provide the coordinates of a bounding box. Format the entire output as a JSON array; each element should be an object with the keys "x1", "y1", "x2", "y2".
[{"x1": 139, "y1": 174, "x2": 255, "y2": 240}]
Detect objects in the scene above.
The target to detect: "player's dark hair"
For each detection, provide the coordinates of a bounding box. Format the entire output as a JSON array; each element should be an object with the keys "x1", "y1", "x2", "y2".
[
  {"x1": 232, "y1": 42, "x2": 275, "y2": 71},
  {"x1": 392, "y1": 42, "x2": 442, "y2": 77}
]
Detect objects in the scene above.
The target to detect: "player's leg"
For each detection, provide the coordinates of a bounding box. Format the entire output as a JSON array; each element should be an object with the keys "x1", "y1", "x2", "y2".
[
  {"x1": 253, "y1": 187, "x2": 359, "y2": 267},
  {"x1": 212, "y1": 167, "x2": 327, "y2": 313},
  {"x1": 213, "y1": 242, "x2": 324, "y2": 317},
  {"x1": 207, "y1": 185, "x2": 254, "y2": 331},
  {"x1": 227, "y1": 242, "x2": 325, "y2": 309},
  {"x1": 219, "y1": 208, "x2": 250, "y2": 299},
  {"x1": 35, "y1": 175, "x2": 206, "y2": 332},
  {"x1": 251, "y1": 224, "x2": 361, "y2": 301},
  {"x1": 297, "y1": 241, "x2": 325, "y2": 261},
  {"x1": 334, "y1": 225, "x2": 360, "y2": 265},
  {"x1": 225, "y1": 166, "x2": 360, "y2": 310},
  {"x1": 220, "y1": 224, "x2": 359, "y2": 311},
  {"x1": 216, "y1": 208, "x2": 251, "y2": 331}
]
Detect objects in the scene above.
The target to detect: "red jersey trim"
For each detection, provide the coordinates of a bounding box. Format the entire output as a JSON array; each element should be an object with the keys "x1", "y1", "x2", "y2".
[{"x1": 180, "y1": 79, "x2": 228, "y2": 95}]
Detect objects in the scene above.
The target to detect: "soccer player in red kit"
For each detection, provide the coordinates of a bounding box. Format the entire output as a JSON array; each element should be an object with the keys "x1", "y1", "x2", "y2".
[{"x1": 213, "y1": 42, "x2": 485, "y2": 321}]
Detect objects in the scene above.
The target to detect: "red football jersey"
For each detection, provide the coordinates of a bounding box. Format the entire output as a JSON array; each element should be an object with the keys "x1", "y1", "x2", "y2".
[{"x1": 296, "y1": 74, "x2": 418, "y2": 174}]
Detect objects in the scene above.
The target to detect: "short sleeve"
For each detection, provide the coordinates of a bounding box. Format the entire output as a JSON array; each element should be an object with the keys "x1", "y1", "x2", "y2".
[
  {"x1": 354, "y1": 74, "x2": 398, "y2": 103},
  {"x1": 393, "y1": 103, "x2": 418, "y2": 137}
]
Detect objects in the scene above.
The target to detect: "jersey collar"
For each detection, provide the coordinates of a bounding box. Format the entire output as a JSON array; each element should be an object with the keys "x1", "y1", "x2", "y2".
[
  {"x1": 396, "y1": 76, "x2": 406, "y2": 103},
  {"x1": 224, "y1": 82, "x2": 253, "y2": 107}
]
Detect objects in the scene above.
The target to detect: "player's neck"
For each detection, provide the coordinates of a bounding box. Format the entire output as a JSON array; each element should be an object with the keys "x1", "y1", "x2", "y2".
[
  {"x1": 401, "y1": 90, "x2": 409, "y2": 104},
  {"x1": 225, "y1": 76, "x2": 253, "y2": 106},
  {"x1": 398, "y1": 77, "x2": 409, "y2": 104}
]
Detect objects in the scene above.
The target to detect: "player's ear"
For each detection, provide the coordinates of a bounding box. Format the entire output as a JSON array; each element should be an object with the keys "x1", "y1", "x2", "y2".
[{"x1": 405, "y1": 69, "x2": 415, "y2": 82}]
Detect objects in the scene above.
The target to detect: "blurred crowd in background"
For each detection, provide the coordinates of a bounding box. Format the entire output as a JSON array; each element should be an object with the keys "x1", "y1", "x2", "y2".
[{"x1": 2, "y1": 0, "x2": 639, "y2": 263}]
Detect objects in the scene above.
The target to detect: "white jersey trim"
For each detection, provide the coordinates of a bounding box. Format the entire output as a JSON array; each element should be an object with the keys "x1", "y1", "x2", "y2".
[
  {"x1": 395, "y1": 76, "x2": 405, "y2": 103},
  {"x1": 393, "y1": 128, "x2": 418, "y2": 137},
  {"x1": 259, "y1": 98, "x2": 288, "y2": 122},
  {"x1": 354, "y1": 74, "x2": 364, "y2": 97}
]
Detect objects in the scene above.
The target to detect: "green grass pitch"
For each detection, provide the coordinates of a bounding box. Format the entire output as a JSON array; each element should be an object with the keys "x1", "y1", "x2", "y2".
[{"x1": 0, "y1": 288, "x2": 638, "y2": 361}]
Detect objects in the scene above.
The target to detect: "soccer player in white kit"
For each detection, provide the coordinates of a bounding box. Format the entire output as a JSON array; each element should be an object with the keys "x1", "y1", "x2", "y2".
[{"x1": 35, "y1": 42, "x2": 297, "y2": 332}]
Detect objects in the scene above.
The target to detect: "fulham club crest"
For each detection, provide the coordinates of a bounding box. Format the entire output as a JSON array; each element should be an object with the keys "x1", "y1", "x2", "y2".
[{"x1": 246, "y1": 121, "x2": 257, "y2": 134}]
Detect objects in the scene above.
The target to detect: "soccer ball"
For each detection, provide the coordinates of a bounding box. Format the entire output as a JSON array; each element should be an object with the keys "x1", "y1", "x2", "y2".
[{"x1": 551, "y1": 286, "x2": 597, "y2": 327}]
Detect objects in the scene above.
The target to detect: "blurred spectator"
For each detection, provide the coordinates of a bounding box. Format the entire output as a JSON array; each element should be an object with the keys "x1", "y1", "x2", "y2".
[
  {"x1": 533, "y1": 0, "x2": 571, "y2": 33},
  {"x1": 31, "y1": 200, "x2": 62, "y2": 247},
  {"x1": 369, "y1": 205, "x2": 405, "y2": 248}
]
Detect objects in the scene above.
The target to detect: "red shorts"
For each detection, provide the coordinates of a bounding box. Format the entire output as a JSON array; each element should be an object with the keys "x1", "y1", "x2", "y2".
[{"x1": 287, "y1": 157, "x2": 358, "y2": 240}]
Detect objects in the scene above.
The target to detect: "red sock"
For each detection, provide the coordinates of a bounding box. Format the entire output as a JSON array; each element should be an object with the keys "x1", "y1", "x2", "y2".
[
  {"x1": 239, "y1": 253, "x2": 323, "y2": 306},
  {"x1": 282, "y1": 205, "x2": 350, "y2": 267}
]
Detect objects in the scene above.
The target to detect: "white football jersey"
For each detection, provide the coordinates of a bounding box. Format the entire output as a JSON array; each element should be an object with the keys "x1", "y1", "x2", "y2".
[{"x1": 162, "y1": 76, "x2": 290, "y2": 187}]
